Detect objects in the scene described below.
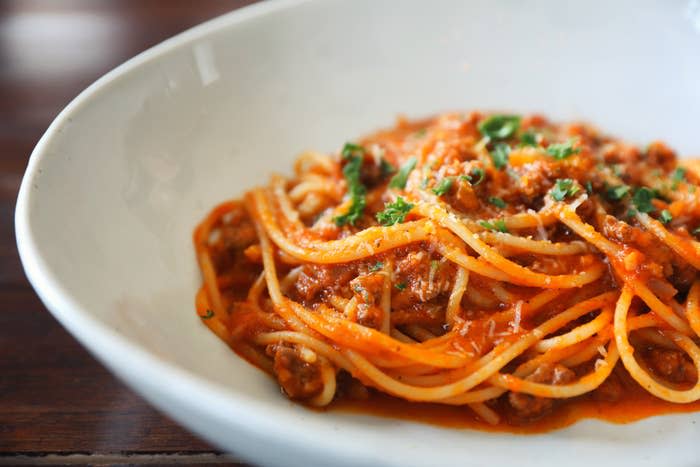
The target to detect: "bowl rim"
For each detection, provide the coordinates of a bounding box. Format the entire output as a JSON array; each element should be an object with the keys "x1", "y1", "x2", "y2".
[{"x1": 13, "y1": 0, "x2": 376, "y2": 465}]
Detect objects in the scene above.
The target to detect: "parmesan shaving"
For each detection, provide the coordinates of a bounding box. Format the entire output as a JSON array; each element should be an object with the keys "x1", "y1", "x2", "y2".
[{"x1": 512, "y1": 300, "x2": 523, "y2": 332}]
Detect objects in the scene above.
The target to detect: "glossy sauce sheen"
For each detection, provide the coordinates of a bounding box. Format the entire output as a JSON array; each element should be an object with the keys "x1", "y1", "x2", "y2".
[
  {"x1": 197, "y1": 111, "x2": 700, "y2": 432},
  {"x1": 332, "y1": 385, "x2": 700, "y2": 433}
]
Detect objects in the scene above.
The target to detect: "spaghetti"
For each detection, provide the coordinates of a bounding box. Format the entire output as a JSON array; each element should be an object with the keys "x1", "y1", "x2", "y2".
[{"x1": 194, "y1": 112, "x2": 700, "y2": 428}]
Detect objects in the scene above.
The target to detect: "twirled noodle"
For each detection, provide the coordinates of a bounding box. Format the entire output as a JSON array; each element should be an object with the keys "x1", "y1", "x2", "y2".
[{"x1": 193, "y1": 111, "x2": 700, "y2": 429}]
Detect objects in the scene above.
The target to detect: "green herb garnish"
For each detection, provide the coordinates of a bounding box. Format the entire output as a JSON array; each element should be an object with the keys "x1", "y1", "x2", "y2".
[
  {"x1": 394, "y1": 282, "x2": 407, "y2": 291},
  {"x1": 389, "y1": 157, "x2": 417, "y2": 189},
  {"x1": 606, "y1": 185, "x2": 630, "y2": 201},
  {"x1": 551, "y1": 179, "x2": 580, "y2": 201},
  {"x1": 585, "y1": 181, "x2": 593, "y2": 194},
  {"x1": 632, "y1": 187, "x2": 656, "y2": 213},
  {"x1": 488, "y1": 196, "x2": 507, "y2": 208},
  {"x1": 379, "y1": 158, "x2": 396, "y2": 178},
  {"x1": 432, "y1": 177, "x2": 454, "y2": 196},
  {"x1": 334, "y1": 155, "x2": 367, "y2": 226},
  {"x1": 478, "y1": 115, "x2": 521, "y2": 140},
  {"x1": 479, "y1": 219, "x2": 509, "y2": 233},
  {"x1": 461, "y1": 167, "x2": 485, "y2": 186},
  {"x1": 546, "y1": 139, "x2": 580, "y2": 160},
  {"x1": 659, "y1": 210, "x2": 673, "y2": 224},
  {"x1": 369, "y1": 261, "x2": 384, "y2": 272},
  {"x1": 671, "y1": 167, "x2": 686, "y2": 189},
  {"x1": 200, "y1": 309, "x2": 214, "y2": 319},
  {"x1": 490, "y1": 143, "x2": 510, "y2": 169},
  {"x1": 341, "y1": 142, "x2": 365, "y2": 160},
  {"x1": 376, "y1": 197, "x2": 414, "y2": 226},
  {"x1": 520, "y1": 131, "x2": 539, "y2": 147},
  {"x1": 415, "y1": 128, "x2": 427, "y2": 138}
]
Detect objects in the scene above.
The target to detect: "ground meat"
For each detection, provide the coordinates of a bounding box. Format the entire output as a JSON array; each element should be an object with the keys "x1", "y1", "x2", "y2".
[
  {"x1": 452, "y1": 178, "x2": 480, "y2": 212},
  {"x1": 209, "y1": 211, "x2": 259, "y2": 275},
  {"x1": 219, "y1": 223, "x2": 257, "y2": 250},
  {"x1": 601, "y1": 215, "x2": 695, "y2": 290},
  {"x1": 429, "y1": 135, "x2": 480, "y2": 165},
  {"x1": 508, "y1": 363, "x2": 575, "y2": 420},
  {"x1": 350, "y1": 273, "x2": 386, "y2": 328},
  {"x1": 599, "y1": 142, "x2": 650, "y2": 187},
  {"x1": 294, "y1": 263, "x2": 358, "y2": 302},
  {"x1": 358, "y1": 159, "x2": 384, "y2": 189},
  {"x1": 505, "y1": 155, "x2": 593, "y2": 211},
  {"x1": 335, "y1": 370, "x2": 370, "y2": 401},
  {"x1": 268, "y1": 345, "x2": 323, "y2": 401},
  {"x1": 392, "y1": 251, "x2": 454, "y2": 308},
  {"x1": 646, "y1": 348, "x2": 698, "y2": 385},
  {"x1": 645, "y1": 141, "x2": 677, "y2": 173},
  {"x1": 600, "y1": 142, "x2": 642, "y2": 166},
  {"x1": 350, "y1": 273, "x2": 385, "y2": 302},
  {"x1": 591, "y1": 370, "x2": 624, "y2": 402},
  {"x1": 516, "y1": 160, "x2": 556, "y2": 199}
]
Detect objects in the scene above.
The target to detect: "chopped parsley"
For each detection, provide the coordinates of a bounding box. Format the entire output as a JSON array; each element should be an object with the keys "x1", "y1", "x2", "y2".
[
  {"x1": 394, "y1": 282, "x2": 407, "y2": 291},
  {"x1": 369, "y1": 261, "x2": 384, "y2": 272},
  {"x1": 632, "y1": 187, "x2": 656, "y2": 213},
  {"x1": 478, "y1": 115, "x2": 521, "y2": 140},
  {"x1": 461, "y1": 167, "x2": 485, "y2": 186},
  {"x1": 659, "y1": 209, "x2": 673, "y2": 224},
  {"x1": 479, "y1": 219, "x2": 509, "y2": 233},
  {"x1": 414, "y1": 128, "x2": 427, "y2": 138},
  {"x1": 546, "y1": 138, "x2": 580, "y2": 160},
  {"x1": 333, "y1": 155, "x2": 367, "y2": 226},
  {"x1": 671, "y1": 167, "x2": 686, "y2": 189},
  {"x1": 376, "y1": 197, "x2": 414, "y2": 226},
  {"x1": 551, "y1": 179, "x2": 580, "y2": 201},
  {"x1": 606, "y1": 184, "x2": 630, "y2": 201},
  {"x1": 200, "y1": 309, "x2": 214, "y2": 319},
  {"x1": 585, "y1": 181, "x2": 593, "y2": 194},
  {"x1": 488, "y1": 196, "x2": 507, "y2": 208},
  {"x1": 341, "y1": 142, "x2": 365, "y2": 160},
  {"x1": 520, "y1": 130, "x2": 539, "y2": 147},
  {"x1": 432, "y1": 177, "x2": 454, "y2": 196},
  {"x1": 389, "y1": 157, "x2": 417, "y2": 189},
  {"x1": 430, "y1": 260, "x2": 440, "y2": 272},
  {"x1": 353, "y1": 284, "x2": 371, "y2": 302},
  {"x1": 490, "y1": 143, "x2": 510, "y2": 169},
  {"x1": 379, "y1": 158, "x2": 396, "y2": 178}
]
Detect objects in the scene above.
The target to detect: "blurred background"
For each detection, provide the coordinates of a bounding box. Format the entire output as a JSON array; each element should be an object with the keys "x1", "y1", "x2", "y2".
[{"x1": 1, "y1": 1, "x2": 256, "y2": 465}]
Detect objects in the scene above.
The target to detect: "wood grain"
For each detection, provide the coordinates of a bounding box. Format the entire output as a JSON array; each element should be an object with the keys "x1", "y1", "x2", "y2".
[{"x1": 0, "y1": 1, "x2": 257, "y2": 462}]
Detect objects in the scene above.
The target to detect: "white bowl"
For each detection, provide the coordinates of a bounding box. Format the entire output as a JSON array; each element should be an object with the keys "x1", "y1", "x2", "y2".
[{"x1": 16, "y1": 0, "x2": 700, "y2": 465}]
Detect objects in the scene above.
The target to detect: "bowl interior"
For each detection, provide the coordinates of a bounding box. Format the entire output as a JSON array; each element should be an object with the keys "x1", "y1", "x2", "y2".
[{"x1": 17, "y1": 0, "x2": 700, "y2": 466}]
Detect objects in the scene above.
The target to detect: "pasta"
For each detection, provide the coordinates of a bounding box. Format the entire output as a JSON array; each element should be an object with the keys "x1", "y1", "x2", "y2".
[{"x1": 194, "y1": 112, "x2": 700, "y2": 428}]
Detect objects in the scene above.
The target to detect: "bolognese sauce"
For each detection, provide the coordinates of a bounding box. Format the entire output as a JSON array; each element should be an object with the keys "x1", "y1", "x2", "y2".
[{"x1": 194, "y1": 111, "x2": 700, "y2": 430}]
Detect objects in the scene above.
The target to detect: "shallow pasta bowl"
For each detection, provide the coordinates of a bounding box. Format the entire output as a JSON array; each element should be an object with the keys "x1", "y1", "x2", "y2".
[{"x1": 15, "y1": 0, "x2": 700, "y2": 466}]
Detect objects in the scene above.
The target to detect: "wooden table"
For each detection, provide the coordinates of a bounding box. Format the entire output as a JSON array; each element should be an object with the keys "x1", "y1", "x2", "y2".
[{"x1": 1, "y1": 1, "x2": 257, "y2": 464}]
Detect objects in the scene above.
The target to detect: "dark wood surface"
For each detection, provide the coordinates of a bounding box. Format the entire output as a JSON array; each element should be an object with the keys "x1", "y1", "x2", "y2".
[{"x1": 0, "y1": 1, "x2": 258, "y2": 464}]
